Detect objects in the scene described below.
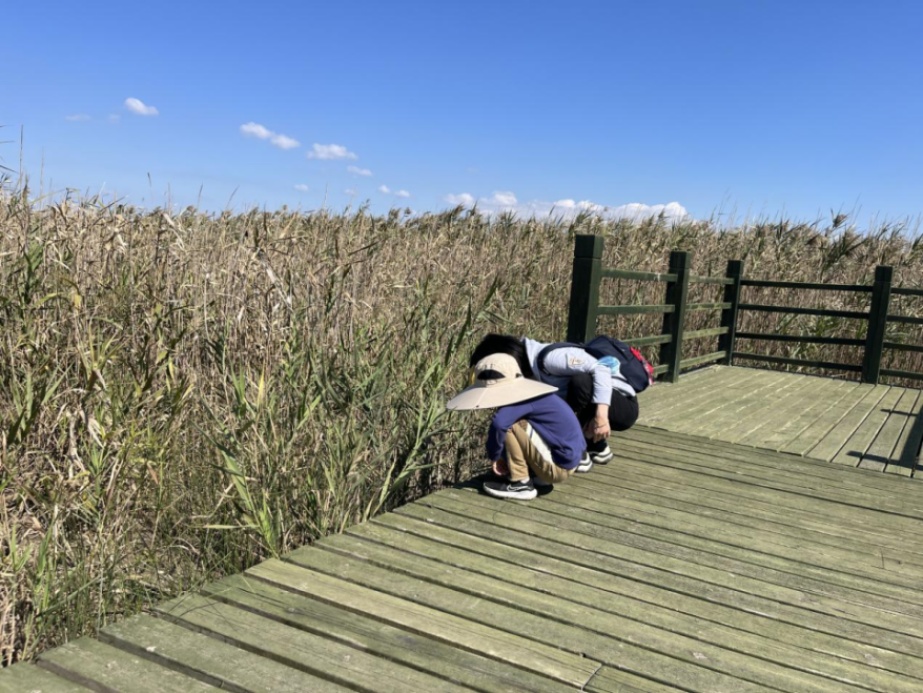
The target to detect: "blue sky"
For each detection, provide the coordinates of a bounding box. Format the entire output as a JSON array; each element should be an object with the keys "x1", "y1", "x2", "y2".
[{"x1": 4, "y1": 1, "x2": 922, "y2": 224}]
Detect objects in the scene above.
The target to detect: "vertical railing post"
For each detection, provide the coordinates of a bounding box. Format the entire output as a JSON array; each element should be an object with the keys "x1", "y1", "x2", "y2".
[
  {"x1": 658, "y1": 250, "x2": 691, "y2": 383},
  {"x1": 566, "y1": 235, "x2": 604, "y2": 343},
  {"x1": 862, "y1": 264, "x2": 892, "y2": 384},
  {"x1": 718, "y1": 259, "x2": 743, "y2": 366}
]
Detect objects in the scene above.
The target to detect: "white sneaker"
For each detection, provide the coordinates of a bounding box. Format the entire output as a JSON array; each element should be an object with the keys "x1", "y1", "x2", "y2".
[
  {"x1": 483, "y1": 478, "x2": 538, "y2": 500},
  {"x1": 576, "y1": 453, "x2": 594, "y2": 473},
  {"x1": 588, "y1": 443, "x2": 613, "y2": 465}
]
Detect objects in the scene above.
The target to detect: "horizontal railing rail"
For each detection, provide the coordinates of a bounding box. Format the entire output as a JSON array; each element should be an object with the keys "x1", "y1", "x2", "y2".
[
  {"x1": 741, "y1": 279, "x2": 872, "y2": 292},
  {"x1": 736, "y1": 304, "x2": 869, "y2": 319},
  {"x1": 566, "y1": 234, "x2": 923, "y2": 385},
  {"x1": 599, "y1": 304, "x2": 674, "y2": 316}
]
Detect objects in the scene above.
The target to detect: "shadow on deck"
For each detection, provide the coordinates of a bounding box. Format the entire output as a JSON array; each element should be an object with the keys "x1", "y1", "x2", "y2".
[{"x1": 3, "y1": 367, "x2": 923, "y2": 692}]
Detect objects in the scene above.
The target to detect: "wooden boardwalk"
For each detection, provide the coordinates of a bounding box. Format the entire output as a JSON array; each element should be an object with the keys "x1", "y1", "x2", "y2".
[
  {"x1": 640, "y1": 366, "x2": 923, "y2": 476},
  {"x1": 4, "y1": 367, "x2": 923, "y2": 692}
]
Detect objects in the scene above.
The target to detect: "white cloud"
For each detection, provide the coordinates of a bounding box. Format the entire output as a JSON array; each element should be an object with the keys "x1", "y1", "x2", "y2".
[
  {"x1": 488, "y1": 191, "x2": 517, "y2": 207},
  {"x1": 443, "y1": 191, "x2": 689, "y2": 222},
  {"x1": 240, "y1": 122, "x2": 300, "y2": 150},
  {"x1": 608, "y1": 201, "x2": 689, "y2": 222},
  {"x1": 294, "y1": 184, "x2": 309, "y2": 192},
  {"x1": 270, "y1": 134, "x2": 300, "y2": 150},
  {"x1": 445, "y1": 191, "x2": 517, "y2": 209},
  {"x1": 344, "y1": 188, "x2": 358, "y2": 196},
  {"x1": 307, "y1": 143, "x2": 357, "y2": 160},
  {"x1": 379, "y1": 185, "x2": 410, "y2": 198},
  {"x1": 550, "y1": 199, "x2": 605, "y2": 215},
  {"x1": 240, "y1": 122, "x2": 273, "y2": 139},
  {"x1": 444, "y1": 193, "x2": 476, "y2": 206},
  {"x1": 65, "y1": 113, "x2": 90, "y2": 122},
  {"x1": 347, "y1": 165, "x2": 372, "y2": 177},
  {"x1": 124, "y1": 97, "x2": 159, "y2": 116}
]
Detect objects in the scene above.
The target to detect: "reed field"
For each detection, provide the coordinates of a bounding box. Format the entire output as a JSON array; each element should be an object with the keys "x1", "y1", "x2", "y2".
[{"x1": 2, "y1": 178, "x2": 923, "y2": 665}]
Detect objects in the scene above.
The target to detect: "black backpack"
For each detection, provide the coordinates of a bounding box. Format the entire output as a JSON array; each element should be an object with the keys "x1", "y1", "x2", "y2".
[{"x1": 537, "y1": 336, "x2": 655, "y2": 392}]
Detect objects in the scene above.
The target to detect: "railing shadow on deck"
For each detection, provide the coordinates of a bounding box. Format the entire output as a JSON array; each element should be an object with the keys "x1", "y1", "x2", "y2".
[
  {"x1": 898, "y1": 407, "x2": 923, "y2": 468},
  {"x1": 816, "y1": 405, "x2": 923, "y2": 472}
]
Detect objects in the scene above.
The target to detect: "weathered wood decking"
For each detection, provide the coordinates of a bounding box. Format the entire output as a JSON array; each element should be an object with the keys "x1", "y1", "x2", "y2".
[
  {"x1": 640, "y1": 366, "x2": 923, "y2": 476},
  {"x1": 4, "y1": 366, "x2": 923, "y2": 692}
]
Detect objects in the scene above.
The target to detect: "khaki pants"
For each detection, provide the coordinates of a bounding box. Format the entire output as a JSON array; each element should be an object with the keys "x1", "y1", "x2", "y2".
[{"x1": 505, "y1": 420, "x2": 576, "y2": 484}]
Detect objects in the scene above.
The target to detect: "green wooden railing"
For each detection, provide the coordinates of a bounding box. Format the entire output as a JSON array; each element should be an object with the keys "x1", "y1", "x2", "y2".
[{"x1": 566, "y1": 234, "x2": 923, "y2": 386}]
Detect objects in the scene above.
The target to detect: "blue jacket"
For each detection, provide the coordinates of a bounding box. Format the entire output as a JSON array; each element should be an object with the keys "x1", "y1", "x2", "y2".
[{"x1": 486, "y1": 393, "x2": 586, "y2": 470}]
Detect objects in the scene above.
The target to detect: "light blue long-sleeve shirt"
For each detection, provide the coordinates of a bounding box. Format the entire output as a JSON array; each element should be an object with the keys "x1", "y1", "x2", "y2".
[{"x1": 523, "y1": 337, "x2": 637, "y2": 402}]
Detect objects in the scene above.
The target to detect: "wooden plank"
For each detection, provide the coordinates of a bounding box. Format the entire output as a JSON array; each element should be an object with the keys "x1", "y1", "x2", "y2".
[
  {"x1": 612, "y1": 432, "x2": 923, "y2": 521},
  {"x1": 609, "y1": 442, "x2": 923, "y2": 531},
  {"x1": 755, "y1": 378, "x2": 861, "y2": 450},
  {"x1": 256, "y1": 554, "x2": 787, "y2": 693},
  {"x1": 642, "y1": 365, "x2": 764, "y2": 412},
  {"x1": 642, "y1": 366, "x2": 919, "y2": 458},
  {"x1": 604, "y1": 453, "x2": 923, "y2": 553},
  {"x1": 781, "y1": 382, "x2": 880, "y2": 456},
  {"x1": 99, "y1": 613, "x2": 351, "y2": 693},
  {"x1": 610, "y1": 426, "x2": 923, "y2": 501},
  {"x1": 585, "y1": 666, "x2": 682, "y2": 693},
  {"x1": 608, "y1": 430, "x2": 923, "y2": 520},
  {"x1": 808, "y1": 385, "x2": 892, "y2": 461},
  {"x1": 551, "y1": 474, "x2": 923, "y2": 585},
  {"x1": 348, "y1": 518, "x2": 923, "y2": 686},
  {"x1": 641, "y1": 367, "x2": 765, "y2": 423},
  {"x1": 584, "y1": 458, "x2": 923, "y2": 561},
  {"x1": 623, "y1": 424, "x2": 882, "y2": 485},
  {"x1": 427, "y1": 490, "x2": 923, "y2": 636},
  {"x1": 736, "y1": 377, "x2": 888, "y2": 446},
  {"x1": 660, "y1": 368, "x2": 797, "y2": 431},
  {"x1": 36, "y1": 637, "x2": 220, "y2": 692},
  {"x1": 240, "y1": 558, "x2": 600, "y2": 688},
  {"x1": 560, "y1": 462, "x2": 923, "y2": 592},
  {"x1": 681, "y1": 371, "x2": 815, "y2": 441},
  {"x1": 524, "y1": 484, "x2": 923, "y2": 604},
  {"x1": 639, "y1": 364, "x2": 726, "y2": 406},
  {"x1": 0, "y1": 662, "x2": 92, "y2": 692},
  {"x1": 156, "y1": 592, "x2": 473, "y2": 693},
  {"x1": 832, "y1": 386, "x2": 906, "y2": 466},
  {"x1": 199, "y1": 573, "x2": 578, "y2": 693},
  {"x1": 557, "y1": 468, "x2": 923, "y2": 571},
  {"x1": 604, "y1": 456, "x2": 923, "y2": 548},
  {"x1": 638, "y1": 369, "x2": 725, "y2": 410},
  {"x1": 284, "y1": 538, "x2": 873, "y2": 693},
  {"x1": 642, "y1": 367, "x2": 773, "y2": 427},
  {"x1": 861, "y1": 388, "x2": 921, "y2": 472},
  {"x1": 395, "y1": 499, "x2": 923, "y2": 659},
  {"x1": 724, "y1": 375, "x2": 831, "y2": 445}
]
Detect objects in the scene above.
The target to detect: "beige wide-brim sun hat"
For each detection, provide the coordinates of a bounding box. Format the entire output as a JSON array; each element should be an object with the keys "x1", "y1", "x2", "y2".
[{"x1": 447, "y1": 353, "x2": 557, "y2": 411}]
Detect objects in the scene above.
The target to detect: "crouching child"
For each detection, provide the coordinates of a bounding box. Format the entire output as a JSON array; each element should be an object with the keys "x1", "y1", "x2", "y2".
[{"x1": 447, "y1": 353, "x2": 588, "y2": 500}]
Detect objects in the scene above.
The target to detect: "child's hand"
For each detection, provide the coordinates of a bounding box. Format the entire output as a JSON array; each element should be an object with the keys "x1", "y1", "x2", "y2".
[{"x1": 491, "y1": 459, "x2": 509, "y2": 477}]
